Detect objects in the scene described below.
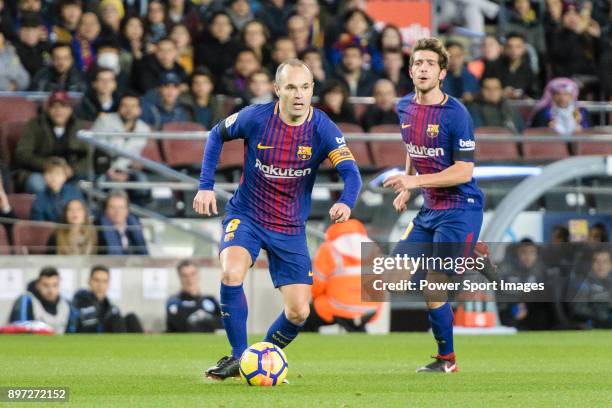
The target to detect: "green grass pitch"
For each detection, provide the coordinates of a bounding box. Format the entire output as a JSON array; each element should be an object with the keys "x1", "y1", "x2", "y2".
[{"x1": 1, "y1": 332, "x2": 611, "y2": 407}]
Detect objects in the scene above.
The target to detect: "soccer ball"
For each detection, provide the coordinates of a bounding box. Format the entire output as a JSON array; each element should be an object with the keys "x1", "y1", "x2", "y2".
[{"x1": 239, "y1": 342, "x2": 288, "y2": 386}]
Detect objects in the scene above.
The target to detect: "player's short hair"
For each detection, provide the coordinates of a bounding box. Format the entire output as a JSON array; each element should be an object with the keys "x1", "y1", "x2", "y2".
[
  {"x1": 274, "y1": 58, "x2": 313, "y2": 85},
  {"x1": 90, "y1": 264, "x2": 110, "y2": 278},
  {"x1": 176, "y1": 259, "x2": 195, "y2": 275},
  {"x1": 409, "y1": 37, "x2": 449, "y2": 71},
  {"x1": 39, "y1": 266, "x2": 59, "y2": 280}
]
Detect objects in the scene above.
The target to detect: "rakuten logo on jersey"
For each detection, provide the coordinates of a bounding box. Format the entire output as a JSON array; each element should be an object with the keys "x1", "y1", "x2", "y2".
[
  {"x1": 255, "y1": 159, "x2": 312, "y2": 179},
  {"x1": 459, "y1": 139, "x2": 475, "y2": 150},
  {"x1": 406, "y1": 143, "x2": 445, "y2": 158}
]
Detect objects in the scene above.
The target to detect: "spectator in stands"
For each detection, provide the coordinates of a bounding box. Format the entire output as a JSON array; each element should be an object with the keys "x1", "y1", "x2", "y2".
[
  {"x1": 377, "y1": 24, "x2": 404, "y2": 53},
  {"x1": 94, "y1": 38, "x2": 129, "y2": 91},
  {"x1": 317, "y1": 79, "x2": 357, "y2": 124},
  {"x1": 240, "y1": 20, "x2": 272, "y2": 69},
  {"x1": 588, "y1": 223, "x2": 609, "y2": 243},
  {"x1": 551, "y1": 224, "x2": 570, "y2": 243},
  {"x1": 300, "y1": 47, "x2": 327, "y2": 96},
  {"x1": 295, "y1": 0, "x2": 329, "y2": 49},
  {"x1": 73, "y1": 265, "x2": 144, "y2": 332},
  {"x1": 180, "y1": 67, "x2": 224, "y2": 129},
  {"x1": 330, "y1": 9, "x2": 382, "y2": 73},
  {"x1": 0, "y1": 0, "x2": 15, "y2": 41},
  {"x1": 9, "y1": 267, "x2": 77, "y2": 334},
  {"x1": 166, "y1": 259, "x2": 222, "y2": 332},
  {"x1": 169, "y1": 23, "x2": 193, "y2": 75},
  {"x1": 227, "y1": 0, "x2": 253, "y2": 31},
  {"x1": 381, "y1": 48, "x2": 413, "y2": 96},
  {"x1": 96, "y1": 189, "x2": 148, "y2": 255},
  {"x1": 548, "y1": 2, "x2": 602, "y2": 79},
  {"x1": 74, "y1": 68, "x2": 119, "y2": 121},
  {"x1": 499, "y1": 239, "x2": 556, "y2": 330},
  {"x1": 233, "y1": 69, "x2": 274, "y2": 111},
  {"x1": 51, "y1": 0, "x2": 82, "y2": 44},
  {"x1": 467, "y1": 76, "x2": 524, "y2": 132},
  {"x1": 119, "y1": 15, "x2": 146, "y2": 75},
  {"x1": 221, "y1": 48, "x2": 261, "y2": 96},
  {"x1": 144, "y1": 0, "x2": 170, "y2": 45},
  {"x1": 497, "y1": 32, "x2": 538, "y2": 99},
  {"x1": 14, "y1": 12, "x2": 49, "y2": 78},
  {"x1": 92, "y1": 91, "x2": 152, "y2": 205},
  {"x1": 471, "y1": 34, "x2": 503, "y2": 80},
  {"x1": 437, "y1": 0, "x2": 499, "y2": 35},
  {"x1": 333, "y1": 44, "x2": 377, "y2": 97},
  {"x1": 31, "y1": 157, "x2": 84, "y2": 222},
  {"x1": 71, "y1": 12, "x2": 101, "y2": 72},
  {"x1": 29, "y1": 42, "x2": 87, "y2": 92},
  {"x1": 268, "y1": 36, "x2": 296, "y2": 75},
  {"x1": 132, "y1": 36, "x2": 187, "y2": 94},
  {"x1": 167, "y1": 0, "x2": 200, "y2": 38},
  {"x1": 0, "y1": 32, "x2": 29, "y2": 91},
  {"x1": 530, "y1": 77, "x2": 590, "y2": 135},
  {"x1": 498, "y1": 0, "x2": 546, "y2": 55},
  {"x1": 361, "y1": 79, "x2": 398, "y2": 132},
  {"x1": 256, "y1": 0, "x2": 292, "y2": 40},
  {"x1": 15, "y1": 91, "x2": 88, "y2": 194},
  {"x1": 99, "y1": 0, "x2": 123, "y2": 40},
  {"x1": 141, "y1": 72, "x2": 193, "y2": 129},
  {"x1": 287, "y1": 14, "x2": 310, "y2": 55},
  {"x1": 47, "y1": 198, "x2": 97, "y2": 255},
  {"x1": 195, "y1": 11, "x2": 241, "y2": 84},
  {"x1": 569, "y1": 248, "x2": 612, "y2": 328},
  {"x1": 442, "y1": 41, "x2": 479, "y2": 102},
  {"x1": 0, "y1": 173, "x2": 16, "y2": 240}
]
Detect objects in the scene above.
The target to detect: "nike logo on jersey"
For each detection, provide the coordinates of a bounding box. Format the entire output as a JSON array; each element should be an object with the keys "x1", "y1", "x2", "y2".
[
  {"x1": 257, "y1": 143, "x2": 275, "y2": 150},
  {"x1": 401, "y1": 123, "x2": 411, "y2": 129}
]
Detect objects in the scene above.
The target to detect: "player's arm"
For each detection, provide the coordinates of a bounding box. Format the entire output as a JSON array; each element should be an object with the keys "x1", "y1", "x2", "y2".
[
  {"x1": 326, "y1": 135, "x2": 362, "y2": 223},
  {"x1": 393, "y1": 154, "x2": 415, "y2": 212},
  {"x1": 193, "y1": 112, "x2": 242, "y2": 216}
]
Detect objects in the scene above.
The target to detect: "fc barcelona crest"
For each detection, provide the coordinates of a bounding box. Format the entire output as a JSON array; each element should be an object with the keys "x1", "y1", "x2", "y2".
[
  {"x1": 426, "y1": 124, "x2": 440, "y2": 138},
  {"x1": 297, "y1": 145, "x2": 312, "y2": 160}
]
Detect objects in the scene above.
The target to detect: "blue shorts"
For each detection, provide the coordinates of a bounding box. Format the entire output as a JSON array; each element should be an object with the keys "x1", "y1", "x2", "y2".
[
  {"x1": 219, "y1": 214, "x2": 312, "y2": 288},
  {"x1": 396, "y1": 208, "x2": 483, "y2": 275}
]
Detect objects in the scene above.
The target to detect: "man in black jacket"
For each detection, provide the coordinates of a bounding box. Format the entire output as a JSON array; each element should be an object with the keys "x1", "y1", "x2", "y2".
[
  {"x1": 166, "y1": 259, "x2": 221, "y2": 332},
  {"x1": 29, "y1": 42, "x2": 86, "y2": 92},
  {"x1": 131, "y1": 36, "x2": 187, "y2": 94},
  {"x1": 73, "y1": 265, "x2": 143, "y2": 333}
]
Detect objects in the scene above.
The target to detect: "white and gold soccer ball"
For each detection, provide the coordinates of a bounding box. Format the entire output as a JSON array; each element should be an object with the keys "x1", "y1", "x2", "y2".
[{"x1": 239, "y1": 342, "x2": 288, "y2": 386}]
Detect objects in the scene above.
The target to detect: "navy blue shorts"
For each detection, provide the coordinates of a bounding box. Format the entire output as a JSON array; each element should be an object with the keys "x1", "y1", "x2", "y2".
[
  {"x1": 396, "y1": 208, "x2": 483, "y2": 275},
  {"x1": 218, "y1": 214, "x2": 312, "y2": 288}
]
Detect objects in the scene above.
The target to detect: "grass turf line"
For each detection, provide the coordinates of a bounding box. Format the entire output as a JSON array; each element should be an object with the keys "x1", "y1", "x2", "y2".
[{"x1": 1, "y1": 332, "x2": 611, "y2": 407}]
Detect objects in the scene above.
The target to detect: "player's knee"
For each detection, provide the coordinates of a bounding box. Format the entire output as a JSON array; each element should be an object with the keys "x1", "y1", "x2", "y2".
[
  {"x1": 286, "y1": 305, "x2": 310, "y2": 324},
  {"x1": 220, "y1": 268, "x2": 246, "y2": 285}
]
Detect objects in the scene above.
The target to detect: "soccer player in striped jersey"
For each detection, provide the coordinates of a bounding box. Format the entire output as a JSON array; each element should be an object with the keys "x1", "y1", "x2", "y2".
[
  {"x1": 384, "y1": 38, "x2": 484, "y2": 373},
  {"x1": 193, "y1": 59, "x2": 362, "y2": 380}
]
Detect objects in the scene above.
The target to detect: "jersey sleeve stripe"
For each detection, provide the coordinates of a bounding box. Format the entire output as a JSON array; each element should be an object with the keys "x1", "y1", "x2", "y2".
[{"x1": 328, "y1": 147, "x2": 355, "y2": 166}]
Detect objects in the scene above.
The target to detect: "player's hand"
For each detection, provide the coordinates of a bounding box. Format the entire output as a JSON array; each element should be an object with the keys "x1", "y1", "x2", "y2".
[
  {"x1": 383, "y1": 174, "x2": 420, "y2": 193},
  {"x1": 193, "y1": 190, "x2": 218, "y2": 216},
  {"x1": 329, "y1": 203, "x2": 351, "y2": 223},
  {"x1": 393, "y1": 190, "x2": 411, "y2": 213}
]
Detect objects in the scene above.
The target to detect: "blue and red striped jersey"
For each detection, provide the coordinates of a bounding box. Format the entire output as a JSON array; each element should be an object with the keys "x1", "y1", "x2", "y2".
[
  {"x1": 218, "y1": 102, "x2": 357, "y2": 234},
  {"x1": 396, "y1": 92, "x2": 483, "y2": 210}
]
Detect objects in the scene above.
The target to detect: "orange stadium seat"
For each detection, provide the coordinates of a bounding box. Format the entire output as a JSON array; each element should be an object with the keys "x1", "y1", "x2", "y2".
[
  {"x1": 160, "y1": 122, "x2": 206, "y2": 168},
  {"x1": 11, "y1": 221, "x2": 56, "y2": 255},
  {"x1": 474, "y1": 127, "x2": 520, "y2": 162},
  {"x1": 141, "y1": 139, "x2": 163, "y2": 163},
  {"x1": 0, "y1": 97, "x2": 38, "y2": 123},
  {"x1": 572, "y1": 127, "x2": 612, "y2": 156},
  {"x1": 521, "y1": 127, "x2": 569, "y2": 161},
  {"x1": 7, "y1": 194, "x2": 35, "y2": 220},
  {"x1": 0, "y1": 224, "x2": 10, "y2": 255}
]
